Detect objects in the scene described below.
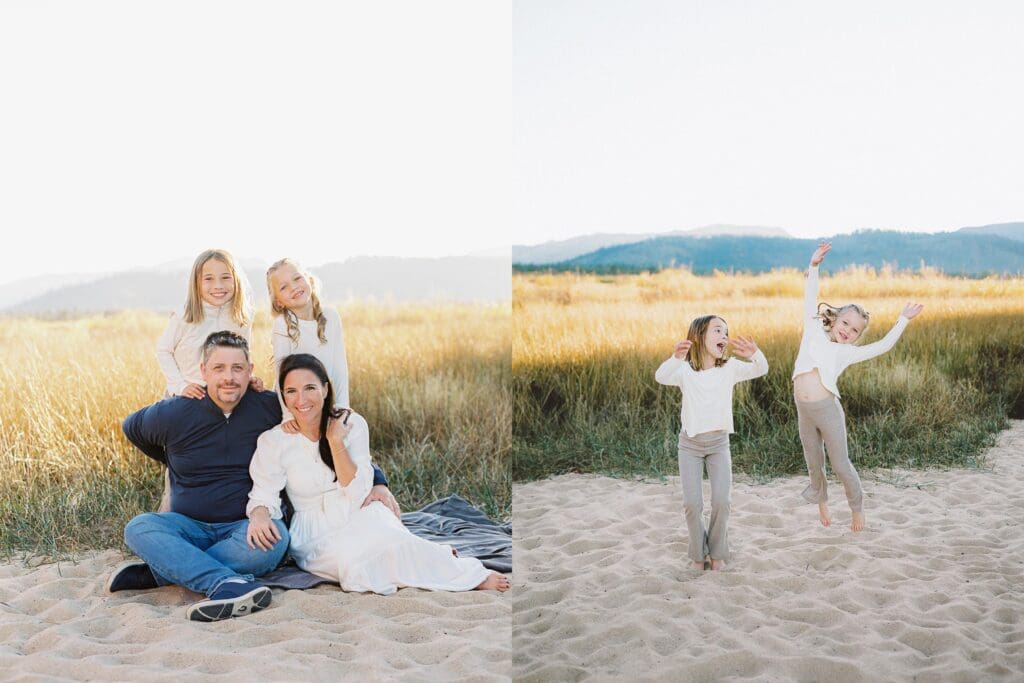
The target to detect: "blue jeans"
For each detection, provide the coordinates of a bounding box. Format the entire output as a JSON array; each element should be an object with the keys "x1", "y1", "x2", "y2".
[{"x1": 124, "y1": 512, "x2": 289, "y2": 597}]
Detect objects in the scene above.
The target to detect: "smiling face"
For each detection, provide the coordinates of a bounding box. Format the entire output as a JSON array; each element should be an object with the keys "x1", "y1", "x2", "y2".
[
  {"x1": 269, "y1": 262, "x2": 312, "y2": 312},
  {"x1": 281, "y1": 368, "x2": 327, "y2": 425},
  {"x1": 829, "y1": 309, "x2": 868, "y2": 344},
  {"x1": 198, "y1": 257, "x2": 235, "y2": 307},
  {"x1": 704, "y1": 318, "x2": 730, "y2": 359},
  {"x1": 200, "y1": 346, "x2": 252, "y2": 411}
]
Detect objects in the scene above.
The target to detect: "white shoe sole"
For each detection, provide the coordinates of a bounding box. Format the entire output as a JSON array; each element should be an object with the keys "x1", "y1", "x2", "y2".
[{"x1": 186, "y1": 586, "x2": 272, "y2": 622}]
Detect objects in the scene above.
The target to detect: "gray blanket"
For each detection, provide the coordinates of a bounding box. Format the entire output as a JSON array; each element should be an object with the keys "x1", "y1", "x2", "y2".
[{"x1": 260, "y1": 495, "x2": 511, "y2": 590}]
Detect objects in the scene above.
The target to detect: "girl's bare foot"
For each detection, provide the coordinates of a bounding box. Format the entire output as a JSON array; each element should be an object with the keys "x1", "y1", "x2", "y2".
[
  {"x1": 691, "y1": 560, "x2": 706, "y2": 570},
  {"x1": 818, "y1": 502, "x2": 832, "y2": 527},
  {"x1": 475, "y1": 572, "x2": 511, "y2": 592},
  {"x1": 710, "y1": 559, "x2": 726, "y2": 571},
  {"x1": 851, "y1": 511, "x2": 865, "y2": 532}
]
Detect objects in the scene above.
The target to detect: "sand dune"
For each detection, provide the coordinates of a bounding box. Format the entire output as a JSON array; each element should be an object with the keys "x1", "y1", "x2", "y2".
[
  {"x1": 0, "y1": 551, "x2": 509, "y2": 682},
  {"x1": 513, "y1": 422, "x2": 1024, "y2": 681}
]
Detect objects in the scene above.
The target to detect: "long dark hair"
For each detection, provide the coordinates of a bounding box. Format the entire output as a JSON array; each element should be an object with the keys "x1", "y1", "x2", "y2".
[{"x1": 278, "y1": 353, "x2": 350, "y2": 480}]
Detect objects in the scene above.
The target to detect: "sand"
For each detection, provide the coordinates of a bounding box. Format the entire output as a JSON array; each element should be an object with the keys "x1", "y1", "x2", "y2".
[
  {"x1": 513, "y1": 421, "x2": 1024, "y2": 682},
  {"x1": 0, "y1": 551, "x2": 510, "y2": 682}
]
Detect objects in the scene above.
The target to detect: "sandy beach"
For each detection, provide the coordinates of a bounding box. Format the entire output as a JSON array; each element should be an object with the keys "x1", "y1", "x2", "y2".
[
  {"x1": 0, "y1": 551, "x2": 510, "y2": 682},
  {"x1": 513, "y1": 421, "x2": 1024, "y2": 682}
]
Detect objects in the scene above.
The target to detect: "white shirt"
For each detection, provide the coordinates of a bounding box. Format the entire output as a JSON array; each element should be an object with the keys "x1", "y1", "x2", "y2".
[
  {"x1": 655, "y1": 350, "x2": 769, "y2": 437},
  {"x1": 246, "y1": 411, "x2": 373, "y2": 521},
  {"x1": 271, "y1": 306, "x2": 350, "y2": 420},
  {"x1": 791, "y1": 266, "x2": 910, "y2": 398},
  {"x1": 155, "y1": 302, "x2": 252, "y2": 396}
]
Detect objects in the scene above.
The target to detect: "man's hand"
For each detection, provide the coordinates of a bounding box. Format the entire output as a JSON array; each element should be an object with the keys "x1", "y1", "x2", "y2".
[
  {"x1": 362, "y1": 484, "x2": 401, "y2": 519},
  {"x1": 181, "y1": 383, "x2": 206, "y2": 399},
  {"x1": 246, "y1": 506, "x2": 281, "y2": 552}
]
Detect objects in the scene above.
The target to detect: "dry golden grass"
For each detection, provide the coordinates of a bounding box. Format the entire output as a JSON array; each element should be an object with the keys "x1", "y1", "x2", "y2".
[
  {"x1": 0, "y1": 303, "x2": 510, "y2": 556},
  {"x1": 513, "y1": 268, "x2": 1024, "y2": 482}
]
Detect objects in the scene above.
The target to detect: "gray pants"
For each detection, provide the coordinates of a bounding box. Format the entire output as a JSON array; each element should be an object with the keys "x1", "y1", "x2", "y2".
[
  {"x1": 796, "y1": 396, "x2": 863, "y2": 512},
  {"x1": 677, "y1": 430, "x2": 732, "y2": 562}
]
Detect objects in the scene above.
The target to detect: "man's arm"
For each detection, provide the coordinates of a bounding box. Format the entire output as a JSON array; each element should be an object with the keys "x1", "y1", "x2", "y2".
[{"x1": 122, "y1": 402, "x2": 170, "y2": 464}]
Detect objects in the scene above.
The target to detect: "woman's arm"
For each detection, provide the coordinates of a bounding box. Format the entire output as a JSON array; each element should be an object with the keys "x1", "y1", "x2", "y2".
[
  {"x1": 246, "y1": 430, "x2": 286, "y2": 520},
  {"x1": 329, "y1": 412, "x2": 375, "y2": 511}
]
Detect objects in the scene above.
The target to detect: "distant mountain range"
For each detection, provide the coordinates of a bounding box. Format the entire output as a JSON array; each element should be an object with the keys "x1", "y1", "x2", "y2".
[
  {"x1": 511, "y1": 225, "x2": 790, "y2": 264},
  {"x1": 5, "y1": 254, "x2": 511, "y2": 314},
  {"x1": 513, "y1": 223, "x2": 1024, "y2": 275}
]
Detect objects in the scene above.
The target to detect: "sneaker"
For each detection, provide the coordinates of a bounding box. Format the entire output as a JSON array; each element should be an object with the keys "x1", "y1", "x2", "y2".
[
  {"x1": 106, "y1": 560, "x2": 159, "y2": 593},
  {"x1": 186, "y1": 581, "x2": 272, "y2": 622}
]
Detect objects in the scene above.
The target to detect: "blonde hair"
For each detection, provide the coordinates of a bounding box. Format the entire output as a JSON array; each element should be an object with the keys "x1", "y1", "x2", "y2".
[
  {"x1": 183, "y1": 249, "x2": 251, "y2": 327},
  {"x1": 816, "y1": 302, "x2": 870, "y2": 339},
  {"x1": 686, "y1": 314, "x2": 728, "y2": 372},
  {"x1": 266, "y1": 258, "x2": 328, "y2": 344}
]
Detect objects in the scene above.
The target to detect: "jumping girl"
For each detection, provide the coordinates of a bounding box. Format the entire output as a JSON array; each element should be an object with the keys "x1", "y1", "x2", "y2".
[
  {"x1": 656, "y1": 315, "x2": 768, "y2": 570},
  {"x1": 793, "y1": 242, "x2": 924, "y2": 532}
]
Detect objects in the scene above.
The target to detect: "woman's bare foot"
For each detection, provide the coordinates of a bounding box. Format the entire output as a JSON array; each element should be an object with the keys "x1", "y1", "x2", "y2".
[
  {"x1": 851, "y1": 511, "x2": 865, "y2": 532},
  {"x1": 818, "y1": 502, "x2": 832, "y2": 527},
  {"x1": 710, "y1": 559, "x2": 726, "y2": 571},
  {"x1": 475, "y1": 572, "x2": 510, "y2": 592}
]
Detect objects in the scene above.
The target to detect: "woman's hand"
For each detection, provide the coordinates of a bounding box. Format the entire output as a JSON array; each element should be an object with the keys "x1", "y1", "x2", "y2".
[
  {"x1": 810, "y1": 241, "x2": 832, "y2": 267},
  {"x1": 248, "y1": 375, "x2": 265, "y2": 392},
  {"x1": 246, "y1": 506, "x2": 281, "y2": 551},
  {"x1": 281, "y1": 419, "x2": 301, "y2": 434},
  {"x1": 326, "y1": 410, "x2": 354, "y2": 446},
  {"x1": 180, "y1": 383, "x2": 206, "y2": 400},
  {"x1": 728, "y1": 336, "x2": 759, "y2": 359},
  {"x1": 673, "y1": 340, "x2": 692, "y2": 359},
  {"x1": 902, "y1": 302, "x2": 925, "y2": 320}
]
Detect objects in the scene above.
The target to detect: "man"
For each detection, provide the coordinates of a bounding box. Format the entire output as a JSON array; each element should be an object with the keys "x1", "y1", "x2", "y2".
[{"x1": 108, "y1": 330, "x2": 398, "y2": 621}]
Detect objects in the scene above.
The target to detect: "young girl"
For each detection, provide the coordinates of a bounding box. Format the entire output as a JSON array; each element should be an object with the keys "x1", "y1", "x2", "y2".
[
  {"x1": 156, "y1": 249, "x2": 255, "y2": 399},
  {"x1": 656, "y1": 315, "x2": 768, "y2": 570},
  {"x1": 793, "y1": 242, "x2": 924, "y2": 532},
  {"x1": 154, "y1": 248, "x2": 257, "y2": 512},
  {"x1": 266, "y1": 258, "x2": 350, "y2": 429}
]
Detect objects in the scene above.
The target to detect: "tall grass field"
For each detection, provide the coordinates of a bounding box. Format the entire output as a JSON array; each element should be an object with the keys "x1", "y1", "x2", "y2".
[
  {"x1": 0, "y1": 303, "x2": 510, "y2": 558},
  {"x1": 513, "y1": 267, "x2": 1024, "y2": 483}
]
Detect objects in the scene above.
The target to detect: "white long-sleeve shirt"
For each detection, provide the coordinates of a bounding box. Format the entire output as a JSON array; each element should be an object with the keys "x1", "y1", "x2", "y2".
[
  {"x1": 271, "y1": 306, "x2": 350, "y2": 421},
  {"x1": 791, "y1": 265, "x2": 910, "y2": 398},
  {"x1": 155, "y1": 302, "x2": 252, "y2": 396},
  {"x1": 655, "y1": 350, "x2": 769, "y2": 437},
  {"x1": 246, "y1": 411, "x2": 373, "y2": 521}
]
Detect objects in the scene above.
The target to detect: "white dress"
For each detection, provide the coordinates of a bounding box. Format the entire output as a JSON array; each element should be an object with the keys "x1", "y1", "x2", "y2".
[{"x1": 247, "y1": 413, "x2": 491, "y2": 594}]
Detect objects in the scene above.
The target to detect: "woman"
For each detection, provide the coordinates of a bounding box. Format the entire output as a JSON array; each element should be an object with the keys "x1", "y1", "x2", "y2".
[{"x1": 246, "y1": 353, "x2": 509, "y2": 594}]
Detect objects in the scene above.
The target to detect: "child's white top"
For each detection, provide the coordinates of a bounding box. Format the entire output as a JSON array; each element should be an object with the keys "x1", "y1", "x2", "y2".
[
  {"x1": 791, "y1": 265, "x2": 910, "y2": 398},
  {"x1": 655, "y1": 350, "x2": 768, "y2": 437},
  {"x1": 155, "y1": 302, "x2": 252, "y2": 396},
  {"x1": 272, "y1": 306, "x2": 350, "y2": 420}
]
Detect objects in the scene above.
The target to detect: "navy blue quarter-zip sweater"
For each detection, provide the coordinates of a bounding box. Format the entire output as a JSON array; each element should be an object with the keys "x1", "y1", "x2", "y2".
[{"x1": 123, "y1": 390, "x2": 388, "y2": 523}]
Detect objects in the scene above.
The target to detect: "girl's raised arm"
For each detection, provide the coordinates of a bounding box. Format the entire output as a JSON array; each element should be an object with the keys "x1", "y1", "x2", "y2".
[
  {"x1": 843, "y1": 303, "x2": 922, "y2": 365},
  {"x1": 804, "y1": 241, "x2": 830, "y2": 321}
]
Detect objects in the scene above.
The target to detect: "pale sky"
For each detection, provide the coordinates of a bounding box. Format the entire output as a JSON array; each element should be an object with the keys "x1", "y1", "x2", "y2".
[
  {"x1": 0, "y1": 1, "x2": 510, "y2": 285},
  {"x1": 514, "y1": 1, "x2": 1024, "y2": 243}
]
